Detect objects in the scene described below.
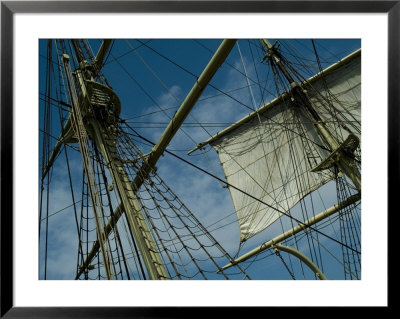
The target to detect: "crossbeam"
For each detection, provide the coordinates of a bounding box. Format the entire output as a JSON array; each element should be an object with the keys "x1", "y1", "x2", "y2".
[{"x1": 217, "y1": 192, "x2": 361, "y2": 273}]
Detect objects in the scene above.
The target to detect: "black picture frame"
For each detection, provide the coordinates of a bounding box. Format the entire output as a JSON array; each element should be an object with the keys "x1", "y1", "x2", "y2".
[{"x1": 1, "y1": 1, "x2": 394, "y2": 317}]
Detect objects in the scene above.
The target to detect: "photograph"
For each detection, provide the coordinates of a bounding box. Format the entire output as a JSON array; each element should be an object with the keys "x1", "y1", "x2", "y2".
[{"x1": 39, "y1": 38, "x2": 361, "y2": 281}]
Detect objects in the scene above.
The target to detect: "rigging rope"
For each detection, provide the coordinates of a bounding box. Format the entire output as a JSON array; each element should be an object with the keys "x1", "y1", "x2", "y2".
[
  {"x1": 125, "y1": 125, "x2": 361, "y2": 255},
  {"x1": 41, "y1": 39, "x2": 361, "y2": 280},
  {"x1": 116, "y1": 127, "x2": 251, "y2": 279}
]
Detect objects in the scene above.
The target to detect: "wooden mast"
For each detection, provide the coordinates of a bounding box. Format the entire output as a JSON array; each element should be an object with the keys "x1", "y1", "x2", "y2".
[{"x1": 74, "y1": 39, "x2": 237, "y2": 279}]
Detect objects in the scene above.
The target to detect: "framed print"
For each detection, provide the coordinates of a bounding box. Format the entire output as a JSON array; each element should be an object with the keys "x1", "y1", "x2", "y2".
[{"x1": 1, "y1": 1, "x2": 394, "y2": 317}]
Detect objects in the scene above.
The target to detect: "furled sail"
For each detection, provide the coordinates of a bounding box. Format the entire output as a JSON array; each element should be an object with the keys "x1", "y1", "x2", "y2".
[{"x1": 209, "y1": 49, "x2": 361, "y2": 241}]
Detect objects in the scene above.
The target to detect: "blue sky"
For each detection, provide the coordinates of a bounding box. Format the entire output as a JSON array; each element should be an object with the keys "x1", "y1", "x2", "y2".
[{"x1": 39, "y1": 38, "x2": 361, "y2": 280}]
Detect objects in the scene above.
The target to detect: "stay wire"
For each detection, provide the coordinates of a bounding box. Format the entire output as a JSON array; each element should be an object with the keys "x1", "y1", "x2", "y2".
[
  {"x1": 137, "y1": 39, "x2": 331, "y2": 153},
  {"x1": 126, "y1": 126, "x2": 360, "y2": 255}
]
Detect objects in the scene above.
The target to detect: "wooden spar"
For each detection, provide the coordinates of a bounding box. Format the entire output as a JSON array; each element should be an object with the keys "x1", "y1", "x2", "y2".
[
  {"x1": 75, "y1": 39, "x2": 237, "y2": 279},
  {"x1": 93, "y1": 39, "x2": 112, "y2": 69},
  {"x1": 146, "y1": 39, "x2": 237, "y2": 168},
  {"x1": 187, "y1": 48, "x2": 361, "y2": 155},
  {"x1": 217, "y1": 192, "x2": 360, "y2": 273}
]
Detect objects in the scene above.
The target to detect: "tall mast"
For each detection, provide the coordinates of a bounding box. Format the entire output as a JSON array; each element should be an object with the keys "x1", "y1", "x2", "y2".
[
  {"x1": 260, "y1": 39, "x2": 361, "y2": 192},
  {"x1": 62, "y1": 53, "x2": 114, "y2": 280},
  {"x1": 71, "y1": 39, "x2": 237, "y2": 279},
  {"x1": 61, "y1": 40, "x2": 167, "y2": 279}
]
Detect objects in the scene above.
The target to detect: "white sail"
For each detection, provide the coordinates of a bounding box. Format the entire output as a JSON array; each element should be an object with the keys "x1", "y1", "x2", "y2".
[{"x1": 210, "y1": 49, "x2": 361, "y2": 241}]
